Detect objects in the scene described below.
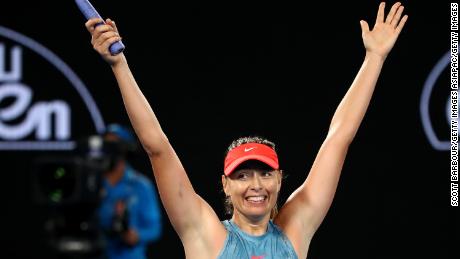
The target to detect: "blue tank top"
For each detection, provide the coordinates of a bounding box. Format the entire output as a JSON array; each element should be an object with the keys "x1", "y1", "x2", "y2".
[{"x1": 217, "y1": 219, "x2": 298, "y2": 259}]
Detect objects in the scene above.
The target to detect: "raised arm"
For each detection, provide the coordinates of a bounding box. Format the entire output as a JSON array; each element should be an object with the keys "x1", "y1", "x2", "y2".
[
  {"x1": 276, "y1": 2, "x2": 408, "y2": 257},
  {"x1": 84, "y1": 18, "x2": 225, "y2": 249}
]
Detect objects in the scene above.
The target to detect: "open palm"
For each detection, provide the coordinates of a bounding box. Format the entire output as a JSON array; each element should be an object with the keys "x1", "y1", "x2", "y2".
[{"x1": 360, "y1": 2, "x2": 408, "y2": 59}]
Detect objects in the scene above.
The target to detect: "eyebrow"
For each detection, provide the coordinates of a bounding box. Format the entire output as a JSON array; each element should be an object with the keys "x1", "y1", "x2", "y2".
[{"x1": 236, "y1": 169, "x2": 273, "y2": 175}]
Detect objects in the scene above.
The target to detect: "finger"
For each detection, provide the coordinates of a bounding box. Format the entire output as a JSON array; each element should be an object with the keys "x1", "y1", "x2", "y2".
[
  {"x1": 93, "y1": 24, "x2": 115, "y2": 39},
  {"x1": 360, "y1": 20, "x2": 370, "y2": 34},
  {"x1": 95, "y1": 31, "x2": 120, "y2": 46},
  {"x1": 99, "y1": 35, "x2": 122, "y2": 54},
  {"x1": 97, "y1": 32, "x2": 121, "y2": 48},
  {"x1": 93, "y1": 31, "x2": 119, "y2": 50},
  {"x1": 376, "y1": 2, "x2": 386, "y2": 24},
  {"x1": 385, "y1": 2, "x2": 402, "y2": 24},
  {"x1": 390, "y1": 5, "x2": 404, "y2": 27},
  {"x1": 106, "y1": 18, "x2": 119, "y2": 33},
  {"x1": 85, "y1": 18, "x2": 104, "y2": 33},
  {"x1": 395, "y1": 15, "x2": 408, "y2": 34}
]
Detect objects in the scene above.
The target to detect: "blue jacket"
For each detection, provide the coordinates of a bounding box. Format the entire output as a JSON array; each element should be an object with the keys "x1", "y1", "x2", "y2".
[{"x1": 98, "y1": 164, "x2": 162, "y2": 259}]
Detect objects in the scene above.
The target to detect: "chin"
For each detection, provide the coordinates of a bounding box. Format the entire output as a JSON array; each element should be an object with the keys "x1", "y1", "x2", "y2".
[{"x1": 243, "y1": 206, "x2": 271, "y2": 219}]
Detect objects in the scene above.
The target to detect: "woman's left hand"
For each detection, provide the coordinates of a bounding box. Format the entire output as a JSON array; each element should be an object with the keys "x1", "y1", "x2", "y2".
[{"x1": 360, "y1": 2, "x2": 408, "y2": 59}]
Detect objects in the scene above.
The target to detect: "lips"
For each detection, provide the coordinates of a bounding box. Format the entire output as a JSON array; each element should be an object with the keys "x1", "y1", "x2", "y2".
[{"x1": 245, "y1": 196, "x2": 267, "y2": 203}]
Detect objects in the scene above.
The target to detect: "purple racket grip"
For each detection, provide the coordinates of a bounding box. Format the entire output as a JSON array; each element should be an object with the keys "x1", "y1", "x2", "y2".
[{"x1": 75, "y1": 0, "x2": 125, "y2": 55}]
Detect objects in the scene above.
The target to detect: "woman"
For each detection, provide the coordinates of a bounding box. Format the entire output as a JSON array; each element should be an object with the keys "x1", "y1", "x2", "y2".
[{"x1": 83, "y1": 2, "x2": 407, "y2": 258}]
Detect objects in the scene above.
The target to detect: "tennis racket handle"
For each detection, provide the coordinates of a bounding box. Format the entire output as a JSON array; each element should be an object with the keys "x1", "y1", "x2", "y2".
[{"x1": 75, "y1": 0, "x2": 125, "y2": 55}]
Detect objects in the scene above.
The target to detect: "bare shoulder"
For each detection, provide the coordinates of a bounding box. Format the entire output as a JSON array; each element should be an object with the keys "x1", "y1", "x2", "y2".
[
  {"x1": 181, "y1": 198, "x2": 228, "y2": 258},
  {"x1": 274, "y1": 199, "x2": 315, "y2": 259}
]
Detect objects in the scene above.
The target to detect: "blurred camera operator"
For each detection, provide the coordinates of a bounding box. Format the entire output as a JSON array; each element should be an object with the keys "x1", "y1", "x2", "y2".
[{"x1": 97, "y1": 123, "x2": 162, "y2": 259}]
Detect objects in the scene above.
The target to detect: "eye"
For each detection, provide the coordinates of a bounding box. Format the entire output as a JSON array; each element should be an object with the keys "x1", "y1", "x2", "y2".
[
  {"x1": 237, "y1": 172, "x2": 248, "y2": 180},
  {"x1": 262, "y1": 171, "x2": 273, "y2": 177}
]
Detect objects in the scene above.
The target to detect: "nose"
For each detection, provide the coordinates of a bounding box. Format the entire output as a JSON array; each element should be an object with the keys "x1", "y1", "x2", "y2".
[{"x1": 249, "y1": 174, "x2": 263, "y2": 191}]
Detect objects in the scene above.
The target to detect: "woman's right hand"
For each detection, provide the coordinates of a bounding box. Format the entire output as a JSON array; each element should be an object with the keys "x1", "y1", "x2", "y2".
[{"x1": 85, "y1": 18, "x2": 124, "y2": 66}]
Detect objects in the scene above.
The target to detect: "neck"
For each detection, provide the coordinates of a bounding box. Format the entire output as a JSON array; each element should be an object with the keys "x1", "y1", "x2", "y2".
[
  {"x1": 105, "y1": 160, "x2": 126, "y2": 186},
  {"x1": 231, "y1": 211, "x2": 271, "y2": 236}
]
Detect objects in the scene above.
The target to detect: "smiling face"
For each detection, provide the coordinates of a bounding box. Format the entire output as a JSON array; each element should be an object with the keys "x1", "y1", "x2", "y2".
[{"x1": 222, "y1": 160, "x2": 282, "y2": 221}]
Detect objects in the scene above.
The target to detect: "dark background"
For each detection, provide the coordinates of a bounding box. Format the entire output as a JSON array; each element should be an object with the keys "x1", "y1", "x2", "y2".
[{"x1": 0, "y1": 0, "x2": 457, "y2": 258}]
